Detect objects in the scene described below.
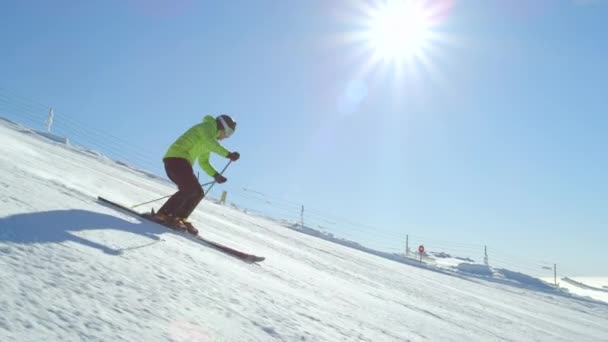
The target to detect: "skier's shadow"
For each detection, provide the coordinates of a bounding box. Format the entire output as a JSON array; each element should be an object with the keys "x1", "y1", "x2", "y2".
[{"x1": 0, "y1": 209, "x2": 163, "y2": 255}]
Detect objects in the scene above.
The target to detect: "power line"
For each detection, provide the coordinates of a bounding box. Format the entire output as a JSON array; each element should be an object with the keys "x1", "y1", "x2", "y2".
[{"x1": 0, "y1": 88, "x2": 566, "y2": 280}]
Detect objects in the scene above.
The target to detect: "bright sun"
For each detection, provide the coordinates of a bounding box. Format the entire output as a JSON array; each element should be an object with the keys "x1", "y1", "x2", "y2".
[
  {"x1": 337, "y1": 0, "x2": 454, "y2": 79},
  {"x1": 366, "y1": 1, "x2": 432, "y2": 61}
]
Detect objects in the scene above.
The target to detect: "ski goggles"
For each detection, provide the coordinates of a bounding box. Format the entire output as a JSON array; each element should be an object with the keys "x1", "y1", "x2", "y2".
[{"x1": 218, "y1": 115, "x2": 234, "y2": 138}]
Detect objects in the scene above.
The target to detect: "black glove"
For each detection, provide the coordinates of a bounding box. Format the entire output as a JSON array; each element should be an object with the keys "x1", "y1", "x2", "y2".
[
  {"x1": 214, "y1": 173, "x2": 227, "y2": 184},
  {"x1": 227, "y1": 151, "x2": 240, "y2": 162}
]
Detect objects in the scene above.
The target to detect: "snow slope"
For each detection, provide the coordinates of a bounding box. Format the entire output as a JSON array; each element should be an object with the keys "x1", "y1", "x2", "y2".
[
  {"x1": 1, "y1": 118, "x2": 607, "y2": 341},
  {"x1": 552, "y1": 277, "x2": 608, "y2": 304}
]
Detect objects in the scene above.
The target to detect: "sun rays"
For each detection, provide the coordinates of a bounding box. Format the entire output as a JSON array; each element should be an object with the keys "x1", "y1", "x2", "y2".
[{"x1": 336, "y1": 0, "x2": 456, "y2": 82}]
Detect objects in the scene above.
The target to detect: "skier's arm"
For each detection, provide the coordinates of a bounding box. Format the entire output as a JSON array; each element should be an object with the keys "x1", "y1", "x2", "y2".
[
  {"x1": 196, "y1": 122, "x2": 233, "y2": 177},
  {"x1": 201, "y1": 124, "x2": 231, "y2": 157},
  {"x1": 197, "y1": 153, "x2": 219, "y2": 177}
]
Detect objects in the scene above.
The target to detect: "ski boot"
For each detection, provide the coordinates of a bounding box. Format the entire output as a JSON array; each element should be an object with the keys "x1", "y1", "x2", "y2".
[
  {"x1": 176, "y1": 218, "x2": 199, "y2": 236},
  {"x1": 147, "y1": 210, "x2": 186, "y2": 232}
]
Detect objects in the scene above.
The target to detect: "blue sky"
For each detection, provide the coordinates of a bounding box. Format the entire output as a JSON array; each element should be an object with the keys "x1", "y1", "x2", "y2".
[{"x1": 1, "y1": 0, "x2": 606, "y2": 276}]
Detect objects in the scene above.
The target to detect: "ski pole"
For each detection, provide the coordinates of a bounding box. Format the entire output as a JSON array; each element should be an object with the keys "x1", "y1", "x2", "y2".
[
  {"x1": 131, "y1": 180, "x2": 214, "y2": 209},
  {"x1": 205, "y1": 160, "x2": 232, "y2": 195}
]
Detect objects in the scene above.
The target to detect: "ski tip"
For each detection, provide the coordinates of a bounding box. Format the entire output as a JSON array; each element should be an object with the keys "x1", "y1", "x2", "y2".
[{"x1": 248, "y1": 256, "x2": 265, "y2": 263}]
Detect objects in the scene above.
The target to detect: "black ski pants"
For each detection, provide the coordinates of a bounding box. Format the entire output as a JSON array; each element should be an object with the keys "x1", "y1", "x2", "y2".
[{"x1": 158, "y1": 157, "x2": 204, "y2": 219}]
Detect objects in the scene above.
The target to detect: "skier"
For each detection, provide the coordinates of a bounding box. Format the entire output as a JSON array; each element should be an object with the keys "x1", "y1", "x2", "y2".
[{"x1": 151, "y1": 114, "x2": 240, "y2": 235}]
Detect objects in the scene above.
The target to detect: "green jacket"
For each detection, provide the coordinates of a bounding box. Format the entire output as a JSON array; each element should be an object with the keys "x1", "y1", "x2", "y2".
[{"x1": 164, "y1": 115, "x2": 230, "y2": 177}]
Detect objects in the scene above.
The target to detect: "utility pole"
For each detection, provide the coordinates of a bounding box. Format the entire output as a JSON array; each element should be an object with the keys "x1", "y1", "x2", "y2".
[
  {"x1": 484, "y1": 245, "x2": 488, "y2": 265},
  {"x1": 45, "y1": 108, "x2": 54, "y2": 132},
  {"x1": 554, "y1": 264, "x2": 557, "y2": 286}
]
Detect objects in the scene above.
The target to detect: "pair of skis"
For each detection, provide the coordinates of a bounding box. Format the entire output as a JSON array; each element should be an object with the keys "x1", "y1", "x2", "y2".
[{"x1": 97, "y1": 196, "x2": 265, "y2": 264}]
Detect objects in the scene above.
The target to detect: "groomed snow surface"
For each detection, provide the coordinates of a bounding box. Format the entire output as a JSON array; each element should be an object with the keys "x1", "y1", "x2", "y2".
[{"x1": 1, "y1": 118, "x2": 607, "y2": 341}]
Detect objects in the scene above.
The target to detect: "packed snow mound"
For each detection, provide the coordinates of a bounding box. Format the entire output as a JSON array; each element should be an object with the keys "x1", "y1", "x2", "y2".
[
  {"x1": 563, "y1": 277, "x2": 608, "y2": 293},
  {"x1": 1, "y1": 117, "x2": 608, "y2": 341},
  {"x1": 457, "y1": 263, "x2": 493, "y2": 277},
  {"x1": 495, "y1": 269, "x2": 555, "y2": 291},
  {"x1": 548, "y1": 277, "x2": 608, "y2": 304},
  {"x1": 33, "y1": 130, "x2": 69, "y2": 144}
]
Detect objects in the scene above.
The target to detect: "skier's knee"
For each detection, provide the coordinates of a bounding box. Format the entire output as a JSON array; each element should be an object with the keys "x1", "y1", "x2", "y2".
[{"x1": 188, "y1": 185, "x2": 204, "y2": 200}]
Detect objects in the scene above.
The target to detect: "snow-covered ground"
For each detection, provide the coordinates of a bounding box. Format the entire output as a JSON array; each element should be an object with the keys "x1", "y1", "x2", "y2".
[
  {"x1": 546, "y1": 277, "x2": 608, "y2": 304},
  {"x1": 1, "y1": 117, "x2": 607, "y2": 341}
]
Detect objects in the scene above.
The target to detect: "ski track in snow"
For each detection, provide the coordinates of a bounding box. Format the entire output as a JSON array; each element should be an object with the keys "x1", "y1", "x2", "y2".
[{"x1": 1, "y1": 119, "x2": 608, "y2": 341}]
